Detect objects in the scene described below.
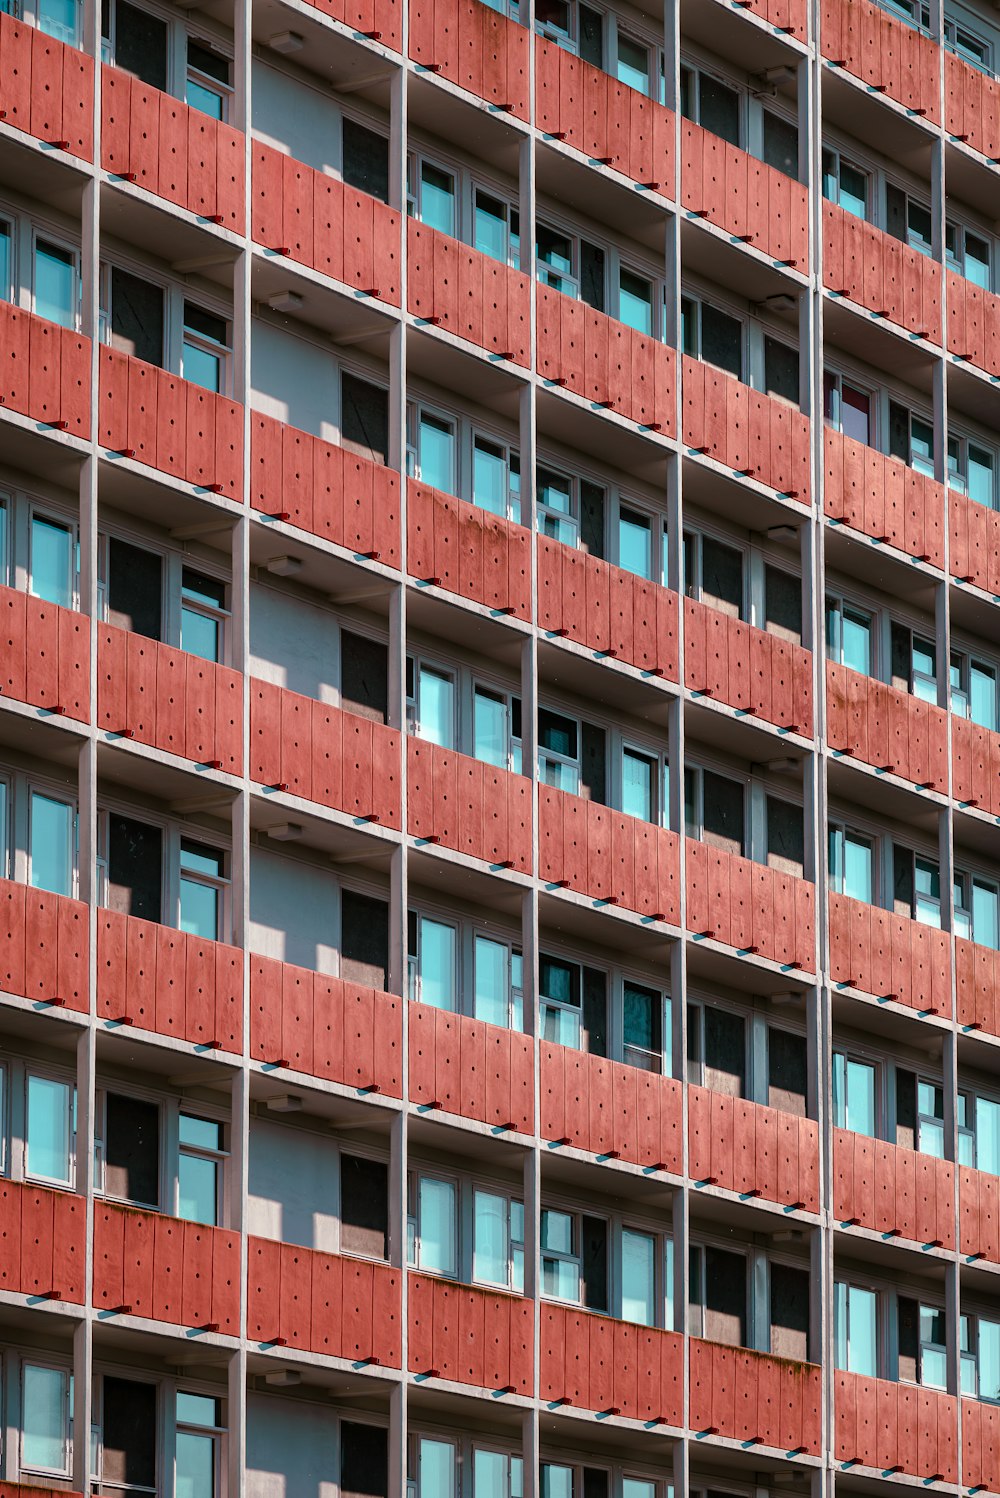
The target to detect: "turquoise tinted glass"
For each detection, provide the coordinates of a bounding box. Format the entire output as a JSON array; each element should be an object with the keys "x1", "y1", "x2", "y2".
[
  {"x1": 541, "y1": 1470, "x2": 572, "y2": 1498},
  {"x1": 842, "y1": 609, "x2": 871, "y2": 674},
  {"x1": 621, "y1": 1228, "x2": 655, "y2": 1326},
  {"x1": 35, "y1": 241, "x2": 75, "y2": 327},
  {"x1": 475, "y1": 193, "x2": 509, "y2": 264},
  {"x1": 419, "y1": 414, "x2": 455, "y2": 493},
  {"x1": 421, "y1": 164, "x2": 455, "y2": 235},
  {"x1": 38, "y1": 0, "x2": 79, "y2": 41},
  {"x1": 31, "y1": 515, "x2": 73, "y2": 606},
  {"x1": 30, "y1": 792, "x2": 72, "y2": 895},
  {"x1": 0, "y1": 224, "x2": 10, "y2": 300},
  {"x1": 419, "y1": 1177, "x2": 455, "y2": 1272},
  {"x1": 474, "y1": 690, "x2": 507, "y2": 767},
  {"x1": 619, "y1": 508, "x2": 652, "y2": 578},
  {"x1": 419, "y1": 1439, "x2": 455, "y2": 1498},
  {"x1": 183, "y1": 340, "x2": 222, "y2": 393},
  {"x1": 968, "y1": 445, "x2": 994, "y2": 507},
  {"x1": 182, "y1": 606, "x2": 220, "y2": 663},
  {"x1": 22, "y1": 1365, "x2": 66, "y2": 1469},
  {"x1": 473, "y1": 1189, "x2": 508, "y2": 1285},
  {"x1": 974, "y1": 881, "x2": 1000, "y2": 949},
  {"x1": 176, "y1": 1431, "x2": 214, "y2": 1498},
  {"x1": 187, "y1": 77, "x2": 224, "y2": 119},
  {"x1": 972, "y1": 663, "x2": 998, "y2": 729},
  {"x1": 419, "y1": 917, "x2": 455, "y2": 1009},
  {"x1": 981, "y1": 1319, "x2": 1000, "y2": 1399},
  {"x1": 474, "y1": 935, "x2": 508, "y2": 1026},
  {"x1": 179, "y1": 1152, "x2": 218, "y2": 1225},
  {"x1": 27, "y1": 1074, "x2": 72, "y2": 1182},
  {"x1": 619, "y1": 269, "x2": 652, "y2": 335},
  {"x1": 419, "y1": 667, "x2": 454, "y2": 747},
  {"x1": 617, "y1": 35, "x2": 649, "y2": 92},
  {"x1": 473, "y1": 439, "x2": 509, "y2": 516},
  {"x1": 622, "y1": 750, "x2": 653, "y2": 822}
]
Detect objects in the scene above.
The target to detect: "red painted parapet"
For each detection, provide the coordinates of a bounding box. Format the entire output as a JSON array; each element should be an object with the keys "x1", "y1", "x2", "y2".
[
  {"x1": 407, "y1": 221, "x2": 529, "y2": 364},
  {"x1": 539, "y1": 1043, "x2": 682, "y2": 1171},
  {"x1": 826, "y1": 661, "x2": 947, "y2": 789},
  {"x1": 252, "y1": 143, "x2": 401, "y2": 306},
  {"x1": 540, "y1": 1302, "x2": 683, "y2": 1423},
  {"x1": 945, "y1": 51, "x2": 1000, "y2": 160},
  {"x1": 956, "y1": 937, "x2": 1000, "y2": 1038},
  {"x1": 687, "y1": 1087, "x2": 819, "y2": 1212},
  {"x1": 409, "y1": 1274, "x2": 532, "y2": 1392},
  {"x1": 96, "y1": 911, "x2": 243, "y2": 1052},
  {"x1": 963, "y1": 1397, "x2": 1000, "y2": 1495},
  {"x1": 534, "y1": 40, "x2": 675, "y2": 197},
  {"x1": 947, "y1": 270, "x2": 1000, "y2": 376},
  {"x1": 824, "y1": 428, "x2": 944, "y2": 567},
  {"x1": 834, "y1": 1371, "x2": 957, "y2": 1481},
  {"x1": 959, "y1": 1166, "x2": 1000, "y2": 1264},
  {"x1": 250, "y1": 681, "x2": 403, "y2": 828},
  {"x1": 0, "y1": 1485, "x2": 86, "y2": 1498},
  {"x1": 0, "y1": 879, "x2": 88, "y2": 1013},
  {"x1": 407, "y1": 738, "x2": 531, "y2": 871},
  {"x1": 538, "y1": 787, "x2": 681, "y2": 922},
  {"x1": 823, "y1": 202, "x2": 941, "y2": 341},
  {"x1": 536, "y1": 286, "x2": 676, "y2": 433},
  {"x1": 98, "y1": 347, "x2": 243, "y2": 499},
  {"x1": 0, "y1": 1180, "x2": 85, "y2": 1302},
  {"x1": 406, "y1": 481, "x2": 530, "y2": 619},
  {"x1": 251, "y1": 412, "x2": 401, "y2": 566},
  {"x1": 304, "y1": 0, "x2": 400, "y2": 47},
  {"x1": 833, "y1": 1128, "x2": 954, "y2": 1247},
  {"x1": 0, "y1": 15, "x2": 94, "y2": 158},
  {"x1": 681, "y1": 122, "x2": 807, "y2": 268},
  {"x1": 536, "y1": 538, "x2": 680, "y2": 679},
  {"x1": 0, "y1": 302, "x2": 90, "y2": 437},
  {"x1": 950, "y1": 489, "x2": 1000, "y2": 594},
  {"x1": 0, "y1": 587, "x2": 88, "y2": 721},
  {"x1": 737, "y1": 0, "x2": 807, "y2": 38},
  {"x1": 101, "y1": 66, "x2": 243, "y2": 230},
  {"x1": 248, "y1": 1238, "x2": 402, "y2": 1364},
  {"x1": 409, "y1": 0, "x2": 528, "y2": 118},
  {"x1": 93, "y1": 1204, "x2": 240, "y2": 1333},
  {"x1": 689, "y1": 1340, "x2": 821, "y2": 1453},
  {"x1": 682, "y1": 356, "x2": 810, "y2": 500},
  {"x1": 684, "y1": 598, "x2": 812, "y2": 734},
  {"x1": 408, "y1": 1003, "x2": 533, "y2": 1132},
  {"x1": 828, "y1": 892, "x2": 952, "y2": 1016},
  {"x1": 819, "y1": 0, "x2": 940, "y2": 121},
  {"x1": 686, "y1": 839, "x2": 815, "y2": 971}
]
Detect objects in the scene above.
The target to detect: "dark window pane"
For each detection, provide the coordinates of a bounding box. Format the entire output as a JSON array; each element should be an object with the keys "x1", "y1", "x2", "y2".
[
  {"x1": 580, "y1": 480, "x2": 606, "y2": 558},
  {"x1": 341, "y1": 1421, "x2": 388, "y2": 1498},
  {"x1": 107, "y1": 813, "x2": 163, "y2": 923},
  {"x1": 702, "y1": 769, "x2": 744, "y2": 854},
  {"x1": 704, "y1": 1246, "x2": 746, "y2": 1344},
  {"x1": 896, "y1": 1067, "x2": 916, "y2": 1149},
  {"x1": 582, "y1": 965, "x2": 607, "y2": 1057},
  {"x1": 701, "y1": 303, "x2": 743, "y2": 379},
  {"x1": 341, "y1": 372, "x2": 389, "y2": 466},
  {"x1": 184, "y1": 301, "x2": 227, "y2": 345},
  {"x1": 701, "y1": 537, "x2": 743, "y2": 617},
  {"x1": 343, "y1": 118, "x2": 389, "y2": 204},
  {"x1": 340, "y1": 1154, "x2": 388, "y2": 1258},
  {"x1": 888, "y1": 400, "x2": 910, "y2": 463},
  {"x1": 765, "y1": 565, "x2": 801, "y2": 644},
  {"x1": 699, "y1": 75, "x2": 741, "y2": 146},
  {"x1": 581, "y1": 1215, "x2": 608, "y2": 1311},
  {"x1": 885, "y1": 182, "x2": 907, "y2": 243},
  {"x1": 766, "y1": 796, "x2": 804, "y2": 877},
  {"x1": 110, "y1": 267, "x2": 164, "y2": 366},
  {"x1": 704, "y1": 1005, "x2": 746, "y2": 1095},
  {"x1": 579, "y1": 2, "x2": 603, "y2": 66},
  {"x1": 897, "y1": 1296, "x2": 919, "y2": 1383},
  {"x1": 770, "y1": 1264, "x2": 809, "y2": 1360},
  {"x1": 580, "y1": 239, "x2": 605, "y2": 313},
  {"x1": 762, "y1": 109, "x2": 798, "y2": 178},
  {"x1": 115, "y1": 0, "x2": 167, "y2": 88},
  {"x1": 341, "y1": 890, "x2": 389, "y2": 989},
  {"x1": 581, "y1": 721, "x2": 607, "y2": 805},
  {"x1": 188, "y1": 39, "x2": 228, "y2": 83},
  {"x1": 540, "y1": 955, "x2": 579, "y2": 1007},
  {"x1": 107, "y1": 537, "x2": 162, "y2": 639},
  {"x1": 538, "y1": 709, "x2": 577, "y2": 759},
  {"x1": 768, "y1": 1026, "x2": 807, "y2": 1115},
  {"x1": 105, "y1": 1093, "x2": 160, "y2": 1205},
  {"x1": 341, "y1": 630, "x2": 388, "y2": 724},
  {"x1": 102, "y1": 1377, "x2": 157, "y2": 1489},
  {"x1": 764, "y1": 335, "x2": 799, "y2": 404}
]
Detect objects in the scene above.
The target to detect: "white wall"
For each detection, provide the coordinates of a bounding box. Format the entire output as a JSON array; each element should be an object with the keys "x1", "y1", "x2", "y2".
[
  {"x1": 246, "y1": 1391, "x2": 339, "y2": 1498},
  {"x1": 247, "y1": 1116, "x2": 339, "y2": 1250},
  {"x1": 249, "y1": 846, "x2": 339, "y2": 974},
  {"x1": 249, "y1": 581, "x2": 340, "y2": 701},
  {"x1": 251, "y1": 320, "x2": 339, "y2": 442},
  {"x1": 251, "y1": 59, "x2": 340, "y2": 175}
]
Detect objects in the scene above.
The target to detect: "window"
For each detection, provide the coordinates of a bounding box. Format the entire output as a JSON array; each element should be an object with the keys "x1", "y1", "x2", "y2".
[
  {"x1": 948, "y1": 433, "x2": 995, "y2": 509},
  {"x1": 539, "y1": 954, "x2": 581, "y2": 1046},
  {"x1": 954, "y1": 872, "x2": 1000, "y2": 949},
  {"x1": 618, "y1": 504, "x2": 652, "y2": 578},
  {"x1": 406, "y1": 658, "x2": 455, "y2": 748},
  {"x1": 826, "y1": 596, "x2": 873, "y2": 675},
  {"x1": 834, "y1": 1281, "x2": 877, "y2": 1375},
  {"x1": 963, "y1": 1313, "x2": 1000, "y2": 1400},
  {"x1": 181, "y1": 569, "x2": 226, "y2": 663},
  {"x1": 34, "y1": 239, "x2": 77, "y2": 328},
  {"x1": 474, "y1": 684, "x2": 522, "y2": 773},
  {"x1": 0, "y1": 220, "x2": 10, "y2": 303},
  {"x1": 99, "y1": 1376, "x2": 157, "y2": 1496},
  {"x1": 38, "y1": 0, "x2": 80, "y2": 44},
  {"x1": 621, "y1": 745, "x2": 666, "y2": 826},
  {"x1": 22, "y1": 1364, "x2": 70, "y2": 1474},
  {"x1": 688, "y1": 1243, "x2": 747, "y2": 1345},
  {"x1": 684, "y1": 766, "x2": 745, "y2": 856},
  {"x1": 104, "y1": 264, "x2": 164, "y2": 366},
  {"x1": 915, "y1": 1303, "x2": 947, "y2": 1389},
  {"x1": 473, "y1": 934, "x2": 523, "y2": 1029},
  {"x1": 179, "y1": 838, "x2": 226, "y2": 940},
  {"x1": 408, "y1": 158, "x2": 455, "y2": 236},
  {"x1": 179, "y1": 1114, "x2": 223, "y2": 1225},
  {"x1": 823, "y1": 371, "x2": 872, "y2": 444},
  {"x1": 535, "y1": 466, "x2": 606, "y2": 549},
  {"x1": 767, "y1": 795, "x2": 804, "y2": 878},
  {"x1": 916, "y1": 1079, "x2": 944, "y2": 1158},
  {"x1": 762, "y1": 108, "x2": 799, "y2": 179},
  {"x1": 342, "y1": 117, "x2": 390, "y2": 204},
  {"x1": 409, "y1": 407, "x2": 456, "y2": 495},
  {"x1": 680, "y1": 66, "x2": 741, "y2": 146},
  {"x1": 621, "y1": 1226, "x2": 656, "y2": 1325},
  {"x1": 176, "y1": 1391, "x2": 223, "y2": 1498},
  {"x1": 182, "y1": 303, "x2": 228, "y2": 394},
  {"x1": 832, "y1": 1051, "x2": 876, "y2": 1135},
  {"x1": 890, "y1": 623, "x2": 937, "y2": 704},
  {"x1": 538, "y1": 708, "x2": 579, "y2": 792},
  {"x1": 681, "y1": 296, "x2": 743, "y2": 380},
  {"x1": 473, "y1": 434, "x2": 520, "y2": 521},
  {"x1": 27, "y1": 1073, "x2": 74, "y2": 1184},
  {"x1": 886, "y1": 183, "x2": 933, "y2": 256},
  {"x1": 29, "y1": 790, "x2": 74, "y2": 896},
  {"x1": 186, "y1": 39, "x2": 231, "y2": 120},
  {"x1": 408, "y1": 1174, "x2": 457, "y2": 1275},
  {"x1": 413, "y1": 1437, "x2": 456, "y2": 1498},
  {"x1": 764, "y1": 335, "x2": 799, "y2": 404},
  {"x1": 684, "y1": 531, "x2": 743, "y2": 618},
  {"x1": 474, "y1": 189, "x2": 520, "y2": 269},
  {"x1": 618, "y1": 267, "x2": 653, "y2": 335},
  {"x1": 473, "y1": 1189, "x2": 524, "y2": 1292},
  {"x1": 951, "y1": 650, "x2": 998, "y2": 728},
  {"x1": 341, "y1": 1152, "x2": 389, "y2": 1259},
  {"x1": 945, "y1": 13, "x2": 992, "y2": 71},
  {"x1": 822, "y1": 148, "x2": 868, "y2": 218},
  {"x1": 623, "y1": 981, "x2": 669, "y2": 1073},
  {"x1": 100, "y1": 0, "x2": 167, "y2": 85},
  {"x1": 408, "y1": 912, "x2": 457, "y2": 1010},
  {"x1": 889, "y1": 401, "x2": 934, "y2": 476},
  {"x1": 101, "y1": 1091, "x2": 159, "y2": 1206},
  {"x1": 947, "y1": 221, "x2": 991, "y2": 291},
  {"x1": 687, "y1": 1002, "x2": 746, "y2": 1096},
  {"x1": 617, "y1": 33, "x2": 649, "y2": 94},
  {"x1": 341, "y1": 370, "x2": 389, "y2": 466},
  {"x1": 30, "y1": 512, "x2": 75, "y2": 608},
  {"x1": 829, "y1": 823, "x2": 874, "y2": 903},
  {"x1": 541, "y1": 1210, "x2": 653, "y2": 1319}
]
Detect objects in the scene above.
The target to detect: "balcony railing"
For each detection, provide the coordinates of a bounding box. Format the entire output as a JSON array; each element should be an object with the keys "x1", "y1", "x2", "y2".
[
  {"x1": 407, "y1": 738, "x2": 532, "y2": 870},
  {"x1": 956, "y1": 936, "x2": 1000, "y2": 1038},
  {"x1": 824, "y1": 427, "x2": 945, "y2": 568},
  {"x1": 538, "y1": 785, "x2": 681, "y2": 922},
  {"x1": 685, "y1": 597, "x2": 812, "y2": 733},
  {"x1": 959, "y1": 1164, "x2": 1000, "y2": 1265},
  {"x1": 682, "y1": 355, "x2": 811, "y2": 500},
  {"x1": 682, "y1": 122, "x2": 808, "y2": 268},
  {"x1": 409, "y1": 1273, "x2": 532, "y2": 1391},
  {"x1": 823, "y1": 201, "x2": 942, "y2": 341},
  {"x1": 97, "y1": 911, "x2": 243, "y2": 1051},
  {"x1": 407, "y1": 480, "x2": 531, "y2": 619},
  {"x1": 408, "y1": 221, "x2": 530, "y2": 361},
  {"x1": 833, "y1": 1127, "x2": 954, "y2": 1246},
  {"x1": 93, "y1": 1202, "x2": 240, "y2": 1332},
  {"x1": 0, "y1": 586, "x2": 89, "y2": 722},
  {"x1": 0, "y1": 1179, "x2": 85, "y2": 1301},
  {"x1": 248, "y1": 1237, "x2": 402, "y2": 1362},
  {"x1": 0, "y1": 12, "x2": 94, "y2": 159},
  {"x1": 539, "y1": 1301, "x2": 684, "y2": 1424},
  {"x1": 687, "y1": 1086, "x2": 820, "y2": 1211},
  {"x1": 950, "y1": 488, "x2": 1000, "y2": 594},
  {"x1": 686, "y1": 838, "x2": 815, "y2": 971},
  {"x1": 689, "y1": 1339, "x2": 822, "y2": 1453},
  {"x1": 410, "y1": 0, "x2": 525, "y2": 114},
  {"x1": 827, "y1": 890, "x2": 953, "y2": 1016},
  {"x1": 539, "y1": 1042, "x2": 683, "y2": 1170},
  {"x1": 826, "y1": 661, "x2": 947, "y2": 788},
  {"x1": 408, "y1": 1001, "x2": 534, "y2": 1132},
  {"x1": 536, "y1": 285, "x2": 676, "y2": 432},
  {"x1": 819, "y1": 0, "x2": 941, "y2": 120},
  {"x1": 0, "y1": 877, "x2": 89, "y2": 1012},
  {"x1": 946, "y1": 270, "x2": 1000, "y2": 377},
  {"x1": 537, "y1": 537, "x2": 680, "y2": 677},
  {"x1": 0, "y1": 301, "x2": 90, "y2": 436},
  {"x1": 945, "y1": 49, "x2": 1000, "y2": 159},
  {"x1": 834, "y1": 1370, "x2": 957, "y2": 1481}
]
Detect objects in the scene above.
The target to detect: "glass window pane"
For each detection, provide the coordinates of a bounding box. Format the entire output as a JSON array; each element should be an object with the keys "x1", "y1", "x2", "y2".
[
  {"x1": 0, "y1": 223, "x2": 9, "y2": 301},
  {"x1": 419, "y1": 413, "x2": 455, "y2": 494},
  {"x1": 621, "y1": 1227, "x2": 655, "y2": 1326},
  {"x1": 842, "y1": 609, "x2": 871, "y2": 674},
  {"x1": 419, "y1": 917, "x2": 455, "y2": 1010},
  {"x1": 840, "y1": 163, "x2": 867, "y2": 218},
  {"x1": 180, "y1": 877, "x2": 219, "y2": 939},
  {"x1": 27, "y1": 1075, "x2": 72, "y2": 1183},
  {"x1": 972, "y1": 663, "x2": 998, "y2": 730},
  {"x1": 183, "y1": 340, "x2": 222, "y2": 393},
  {"x1": 35, "y1": 241, "x2": 76, "y2": 327},
  {"x1": 474, "y1": 689, "x2": 507, "y2": 767},
  {"x1": 623, "y1": 1483, "x2": 656, "y2": 1498},
  {"x1": 421, "y1": 163, "x2": 455, "y2": 235},
  {"x1": 848, "y1": 1284, "x2": 877, "y2": 1375},
  {"x1": 475, "y1": 192, "x2": 508, "y2": 264},
  {"x1": 419, "y1": 1177, "x2": 456, "y2": 1274},
  {"x1": 419, "y1": 1439, "x2": 456, "y2": 1498},
  {"x1": 968, "y1": 445, "x2": 994, "y2": 508},
  {"x1": 176, "y1": 1431, "x2": 215, "y2": 1498},
  {"x1": 541, "y1": 1208, "x2": 572, "y2": 1253},
  {"x1": 974, "y1": 881, "x2": 1000, "y2": 950},
  {"x1": 622, "y1": 749, "x2": 654, "y2": 823},
  {"x1": 418, "y1": 666, "x2": 454, "y2": 747},
  {"x1": 178, "y1": 1153, "x2": 218, "y2": 1226},
  {"x1": 473, "y1": 1190, "x2": 508, "y2": 1286},
  {"x1": 473, "y1": 1450, "x2": 508, "y2": 1498},
  {"x1": 981, "y1": 1319, "x2": 1000, "y2": 1400},
  {"x1": 978, "y1": 1097, "x2": 1000, "y2": 1175},
  {"x1": 38, "y1": 0, "x2": 79, "y2": 43},
  {"x1": 474, "y1": 935, "x2": 509, "y2": 1027},
  {"x1": 617, "y1": 35, "x2": 648, "y2": 92},
  {"x1": 541, "y1": 1468, "x2": 573, "y2": 1498},
  {"x1": 181, "y1": 1115, "x2": 222, "y2": 1150},
  {"x1": 473, "y1": 439, "x2": 509, "y2": 517},
  {"x1": 30, "y1": 792, "x2": 73, "y2": 896},
  {"x1": 619, "y1": 269, "x2": 652, "y2": 334},
  {"x1": 844, "y1": 833, "x2": 873, "y2": 903},
  {"x1": 619, "y1": 506, "x2": 652, "y2": 579},
  {"x1": 187, "y1": 75, "x2": 223, "y2": 118},
  {"x1": 22, "y1": 1365, "x2": 67, "y2": 1471},
  {"x1": 30, "y1": 516, "x2": 73, "y2": 607},
  {"x1": 841, "y1": 383, "x2": 871, "y2": 445},
  {"x1": 181, "y1": 606, "x2": 220, "y2": 663}
]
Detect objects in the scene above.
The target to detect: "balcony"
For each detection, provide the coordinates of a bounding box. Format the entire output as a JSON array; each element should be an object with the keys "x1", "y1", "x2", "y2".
[
  {"x1": 409, "y1": 1274, "x2": 532, "y2": 1392},
  {"x1": 686, "y1": 839, "x2": 815, "y2": 971},
  {"x1": 963, "y1": 1398, "x2": 1000, "y2": 1495},
  {"x1": 945, "y1": 50, "x2": 1000, "y2": 159},
  {"x1": 538, "y1": 786, "x2": 681, "y2": 922},
  {"x1": 0, "y1": 302, "x2": 90, "y2": 436},
  {"x1": 97, "y1": 911, "x2": 243, "y2": 1052},
  {"x1": 251, "y1": 682, "x2": 403, "y2": 828},
  {"x1": 536, "y1": 286, "x2": 676, "y2": 433},
  {"x1": 93, "y1": 1202, "x2": 240, "y2": 1332},
  {"x1": 689, "y1": 1340, "x2": 821, "y2": 1454},
  {"x1": 539, "y1": 1301, "x2": 684, "y2": 1424},
  {"x1": 98, "y1": 347, "x2": 243, "y2": 497},
  {"x1": 685, "y1": 598, "x2": 812, "y2": 734},
  {"x1": 824, "y1": 427, "x2": 945, "y2": 567},
  {"x1": 410, "y1": 0, "x2": 525, "y2": 112},
  {"x1": 536, "y1": 537, "x2": 679, "y2": 678},
  {"x1": 101, "y1": 66, "x2": 244, "y2": 231},
  {"x1": 687, "y1": 1086, "x2": 819, "y2": 1211},
  {"x1": 946, "y1": 271, "x2": 1000, "y2": 378},
  {"x1": 252, "y1": 143, "x2": 401, "y2": 306},
  {"x1": 0, "y1": 1179, "x2": 85, "y2": 1302},
  {"x1": 739, "y1": 0, "x2": 807, "y2": 38},
  {"x1": 247, "y1": 1237, "x2": 402, "y2": 1364},
  {"x1": 826, "y1": 661, "x2": 947, "y2": 788},
  {"x1": 959, "y1": 1164, "x2": 1000, "y2": 1265},
  {"x1": 0, "y1": 1486, "x2": 84, "y2": 1498},
  {"x1": 0, "y1": 877, "x2": 89, "y2": 1012},
  {"x1": 823, "y1": 202, "x2": 942, "y2": 342},
  {"x1": 833, "y1": 1371, "x2": 957, "y2": 1482},
  {"x1": 827, "y1": 891, "x2": 953, "y2": 1016},
  {"x1": 0, "y1": 12, "x2": 94, "y2": 160},
  {"x1": 952, "y1": 716, "x2": 1000, "y2": 814},
  {"x1": 407, "y1": 738, "x2": 531, "y2": 871},
  {"x1": 832, "y1": 1127, "x2": 954, "y2": 1246},
  {"x1": 0, "y1": 586, "x2": 88, "y2": 722},
  {"x1": 682, "y1": 356, "x2": 811, "y2": 501},
  {"x1": 539, "y1": 1042, "x2": 683, "y2": 1170},
  {"x1": 681, "y1": 122, "x2": 808, "y2": 268},
  {"x1": 407, "y1": 481, "x2": 531, "y2": 619},
  {"x1": 819, "y1": 0, "x2": 940, "y2": 121},
  {"x1": 250, "y1": 412, "x2": 401, "y2": 566},
  {"x1": 408, "y1": 1002, "x2": 533, "y2": 1132},
  {"x1": 950, "y1": 488, "x2": 1000, "y2": 594},
  {"x1": 955, "y1": 936, "x2": 1000, "y2": 1037},
  {"x1": 307, "y1": 0, "x2": 400, "y2": 47}
]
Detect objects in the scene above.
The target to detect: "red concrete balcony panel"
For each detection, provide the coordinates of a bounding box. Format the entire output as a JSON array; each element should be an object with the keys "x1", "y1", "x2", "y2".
[
  {"x1": 823, "y1": 202, "x2": 942, "y2": 341},
  {"x1": 956, "y1": 937, "x2": 1000, "y2": 1038},
  {"x1": 689, "y1": 1340, "x2": 821, "y2": 1453},
  {"x1": 960, "y1": 1165, "x2": 1000, "y2": 1264},
  {"x1": 963, "y1": 1398, "x2": 1000, "y2": 1496},
  {"x1": 408, "y1": 1002, "x2": 533, "y2": 1131},
  {"x1": 735, "y1": 0, "x2": 807, "y2": 39},
  {"x1": 0, "y1": 14, "x2": 94, "y2": 159},
  {"x1": 682, "y1": 356, "x2": 810, "y2": 500},
  {"x1": 826, "y1": 662, "x2": 947, "y2": 789},
  {"x1": 834, "y1": 1127, "x2": 954, "y2": 1245},
  {"x1": 0, "y1": 879, "x2": 88, "y2": 1012},
  {"x1": 681, "y1": 122, "x2": 808, "y2": 268},
  {"x1": 947, "y1": 269, "x2": 1000, "y2": 376},
  {"x1": 250, "y1": 412, "x2": 401, "y2": 566},
  {"x1": 407, "y1": 222, "x2": 529, "y2": 364},
  {"x1": 945, "y1": 51, "x2": 1000, "y2": 160},
  {"x1": 684, "y1": 598, "x2": 812, "y2": 734},
  {"x1": 534, "y1": 40, "x2": 675, "y2": 196},
  {"x1": 538, "y1": 787, "x2": 681, "y2": 922},
  {"x1": 409, "y1": 1273, "x2": 532, "y2": 1392},
  {"x1": 0, "y1": 1180, "x2": 85, "y2": 1302},
  {"x1": 952, "y1": 716, "x2": 1000, "y2": 813},
  {"x1": 409, "y1": 0, "x2": 528, "y2": 118},
  {"x1": 406, "y1": 481, "x2": 530, "y2": 619},
  {"x1": 407, "y1": 738, "x2": 531, "y2": 871},
  {"x1": 834, "y1": 1372, "x2": 957, "y2": 1482},
  {"x1": 93, "y1": 1203, "x2": 240, "y2": 1332},
  {"x1": 686, "y1": 839, "x2": 815, "y2": 971},
  {"x1": 304, "y1": 0, "x2": 400, "y2": 48},
  {"x1": 250, "y1": 681, "x2": 403, "y2": 828},
  {"x1": 824, "y1": 427, "x2": 945, "y2": 567},
  {"x1": 98, "y1": 625, "x2": 242, "y2": 771},
  {"x1": 539, "y1": 1043, "x2": 683, "y2": 1170},
  {"x1": 98, "y1": 347, "x2": 243, "y2": 498},
  {"x1": 540, "y1": 1301, "x2": 684, "y2": 1424},
  {"x1": 0, "y1": 587, "x2": 88, "y2": 722},
  {"x1": 819, "y1": 0, "x2": 940, "y2": 121},
  {"x1": 536, "y1": 286, "x2": 676, "y2": 432},
  {"x1": 0, "y1": 302, "x2": 90, "y2": 437},
  {"x1": 828, "y1": 891, "x2": 953, "y2": 1016},
  {"x1": 252, "y1": 144, "x2": 401, "y2": 306},
  {"x1": 97, "y1": 911, "x2": 243, "y2": 1052},
  {"x1": 248, "y1": 1238, "x2": 402, "y2": 1364},
  {"x1": 0, "y1": 1486, "x2": 85, "y2": 1498},
  {"x1": 536, "y1": 538, "x2": 680, "y2": 678},
  {"x1": 950, "y1": 489, "x2": 1000, "y2": 594},
  {"x1": 687, "y1": 1086, "x2": 820, "y2": 1212},
  {"x1": 250, "y1": 954, "x2": 403, "y2": 1095}
]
